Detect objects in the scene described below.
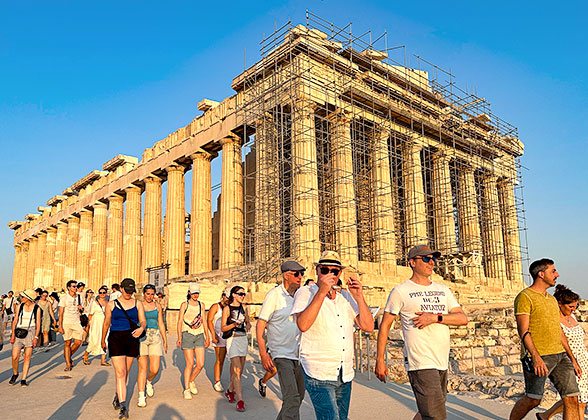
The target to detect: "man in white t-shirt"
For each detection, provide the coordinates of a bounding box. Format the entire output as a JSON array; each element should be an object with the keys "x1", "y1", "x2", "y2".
[
  {"x1": 58, "y1": 280, "x2": 84, "y2": 371},
  {"x1": 257, "y1": 260, "x2": 305, "y2": 420},
  {"x1": 375, "y1": 245, "x2": 468, "y2": 420},
  {"x1": 291, "y1": 250, "x2": 374, "y2": 420},
  {"x1": 109, "y1": 283, "x2": 121, "y2": 301},
  {"x1": 3, "y1": 291, "x2": 16, "y2": 331}
]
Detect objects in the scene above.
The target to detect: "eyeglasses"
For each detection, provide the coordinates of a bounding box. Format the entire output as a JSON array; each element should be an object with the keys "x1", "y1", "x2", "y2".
[
  {"x1": 319, "y1": 267, "x2": 341, "y2": 276},
  {"x1": 289, "y1": 271, "x2": 304, "y2": 277},
  {"x1": 413, "y1": 256, "x2": 436, "y2": 263},
  {"x1": 235, "y1": 292, "x2": 246, "y2": 297}
]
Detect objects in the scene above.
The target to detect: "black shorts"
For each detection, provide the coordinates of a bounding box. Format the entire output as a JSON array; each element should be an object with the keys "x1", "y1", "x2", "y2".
[{"x1": 108, "y1": 330, "x2": 139, "y2": 358}]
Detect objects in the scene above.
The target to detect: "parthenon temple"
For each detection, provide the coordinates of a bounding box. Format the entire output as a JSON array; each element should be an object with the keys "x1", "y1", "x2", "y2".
[{"x1": 7, "y1": 15, "x2": 527, "y2": 306}]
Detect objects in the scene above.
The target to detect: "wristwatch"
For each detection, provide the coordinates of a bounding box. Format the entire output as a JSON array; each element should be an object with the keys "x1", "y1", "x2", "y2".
[{"x1": 437, "y1": 314, "x2": 443, "y2": 323}]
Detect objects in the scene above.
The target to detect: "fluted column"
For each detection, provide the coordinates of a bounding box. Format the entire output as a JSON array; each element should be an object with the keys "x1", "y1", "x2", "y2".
[
  {"x1": 402, "y1": 141, "x2": 428, "y2": 248},
  {"x1": 431, "y1": 153, "x2": 457, "y2": 254},
  {"x1": 329, "y1": 111, "x2": 358, "y2": 267},
  {"x1": 122, "y1": 185, "x2": 142, "y2": 283},
  {"x1": 481, "y1": 174, "x2": 507, "y2": 282},
  {"x1": 291, "y1": 99, "x2": 320, "y2": 264},
  {"x1": 254, "y1": 116, "x2": 281, "y2": 273},
  {"x1": 457, "y1": 166, "x2": 483, "y2": 278},
  {"x1": 34, "y1": 231, "x2": 47, "y2": 287},
  {"x1": 44, "y1": 227, "x2": 57, "y2": 289},
  {"x1": 64, "y1": 215, "x2": 80, "y2": 283},
  {"x1": 498, "y1": 177, "x2": 523, "y2": 288},
  {"x1": 89, "y1": 202, "x2": 108, "y2": 290},
  {"x1": 372, "y1": 129, "x2": 397, "y2": 271},
  {"x1": 54, "y1": 222, "x2": 67, "y2": 290},
  {"x1": 219, "y1": 135, "x2": 244, "y2": 269},
  {"x1": 19, "y1": 241, "x2": 30, "y2": 290},
  {"x1": 190, "y1": 151, "x2": 213, "y2": 274},
  {"x1": 165, "y1": 164, "x2": 186, "y2": 278},
  {"x1": 76, "y1": 209, "x2": 93, "y2": 283},
  {"x1": 27, "y1": 236, "x2": 38, "y2": 287},
  {"x1": 105, "y1": 194, "x2": 124, "y2": 286},
  {"x1": 12, "y1": 244, "x2": 22, "y2": 292},
  {"x1": 142, "y1": 175, "x2": 162, "y2": 284}
]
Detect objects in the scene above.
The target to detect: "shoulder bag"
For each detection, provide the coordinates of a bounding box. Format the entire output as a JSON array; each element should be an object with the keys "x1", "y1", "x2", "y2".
[
  {"x1": 115, "y1": 299, "x2": 146, "y2": 339},
  {"x1": 14, "y1": 304, "x2": 38, "y2": 339},
  {"x1": 184, "y1": 301, "x2": 203, "y2": 329},
  {"x1": 5, "y1": 297, "x2": 14, "y2": 316},
  {"x1": 78, "y1": 295, "x2": 89, "y2": 328}
]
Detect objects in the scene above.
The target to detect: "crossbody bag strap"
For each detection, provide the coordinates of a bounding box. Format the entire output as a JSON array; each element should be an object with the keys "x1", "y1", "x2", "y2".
[
  {"x1": 115, "y1": 299, "x2": 137, "y2": 329},
  {"x1": 183, "y1": 301, "x2": 202, "y2": 327}
]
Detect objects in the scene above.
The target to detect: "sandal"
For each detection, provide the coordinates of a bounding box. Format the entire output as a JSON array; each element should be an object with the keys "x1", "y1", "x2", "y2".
[
  {"x1": 101, "y1": 361, "x2": 111, "y2": 366},
  {"x1": 64, "y1": 365, "x2": 72, "y2": 371},
  {"x1": 83, "y1": 359, "x2": 90, "y2": 365}
]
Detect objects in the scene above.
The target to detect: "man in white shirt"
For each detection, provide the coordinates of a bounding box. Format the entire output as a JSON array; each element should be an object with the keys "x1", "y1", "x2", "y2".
[
  {"x1": 109, "y1": 283, "x2": 121, "y2": 301},
  {"x1": 291, "y1": 251, "x2": 374, "y2": 420},
  {"x1": 375, "y1": 245, "x2": 468, "y2": 420},
  {"x1": 3, "y1": 291, "x2": 16, "y2": 332},
  {"x1": 58, "y1": 280, "x2": 84, "y2": 371},
  {"x1": 257, "y1": 260, "x2": 306, "y2": 420}
]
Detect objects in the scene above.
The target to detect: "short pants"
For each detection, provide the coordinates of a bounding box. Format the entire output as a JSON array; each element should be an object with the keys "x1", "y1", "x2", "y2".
[
  {"x1": 181, "y1": 331, "x2": 205, "y2": 350},
  {"x1": 139, "y1": 328, "x2": 163, "y2": 356}
]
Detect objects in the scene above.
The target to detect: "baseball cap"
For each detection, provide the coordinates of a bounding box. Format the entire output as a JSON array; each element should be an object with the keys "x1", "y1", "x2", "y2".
[
  {"x1": 189, "y1": 283, "x2": 200, "y2": 294},
  {"x1": 407, "y1": 245, "x2": 441, "y2": 260},
  {"x1": 121, "y1": 278, "x2": 136, "y2": 294}
]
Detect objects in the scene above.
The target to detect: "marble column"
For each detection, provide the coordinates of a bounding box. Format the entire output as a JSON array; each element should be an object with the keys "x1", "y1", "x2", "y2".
[
  {"x1": 53, "y1": 222, "x2": 67, "y2": 290},
  {"x1": 165, "y1": 164, "x2": 186, "y2": 279},
  {"x1": 64, "y1": 215, "x2": 80, "y2": 282},
  {"x1": 431, "y1": 153, "x2": 457, "y2": 254},
  {"x1": 402, "y1": 141, "x2": 428, "y2": 248},
  {"x1": 498, "y1": 177, "x2": 523, "y2": 288},
  {"x1": 122, "y1": 186, "x2": 142, "y2": 283},
  {"x1": 481, "y1": 174, "x2": 507, "y2": 282},
  {"x1": 105, "y1": 194, "x2": 124, "y2": 285},
  {"x1": 12, "y1": 244, "x2": 22, "y2": 292},
  {"x1": 89, "y1": 202, "x2": 108, "y2": 290},
  {"x1": 19, "y1": 241, "x2": 30, "y2": 290},
  {"x1": 190, "y1": 151, "x2": 213, "y2": 274},
  {"x1": 219, "y1": 135, "x2": 244, "y2": 269},
  {"x1": 76, "y1": 210, "x2": 93, "y2": 284},
  {"x1": 27, "y1": 236, "x2": 38, "y2": 287},
  {"x1": 457, "y1": 166, "x2": 483, "y2": 278},
  {"x1": 254, "y1": 116, "x2": 280, "y2": 272},
  {"x1": 142, "y1": 175, "x2": 162, "y2": 284},
  {"x1": 34, "y1": 231, "x2": 47, "y2": 287},
  {"x1": 291, "y1": 99, "x2": 320, "y2": 265},
  {"x1": 44, "y1": 227, "x2": 57, "y2": 289},
  {"x1": 329, "y1": 111, "x2": 358, "y2": 267},
  {"x1": 372, "y1": 129, "x2": 397, "y2": 270}
]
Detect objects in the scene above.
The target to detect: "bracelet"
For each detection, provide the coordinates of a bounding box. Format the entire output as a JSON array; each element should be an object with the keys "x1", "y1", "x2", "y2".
[{"x1": 34, "y1": 336, "x2": 39, "y2": 339}]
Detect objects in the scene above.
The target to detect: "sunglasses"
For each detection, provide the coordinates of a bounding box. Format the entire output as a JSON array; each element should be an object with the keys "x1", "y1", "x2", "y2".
[
  {"x1": 413, "y1": 256, "x2": 436, "y2": 263},
  {"x1": 99, "y1": 291, "x2": 107, "y2": 294},
  {"x1": 319, "y1": 267, "x2": 341, "y2": 276},
  {"x1": 234, "y1": 292, "x2": 246, "y2": 297},
  {"x1": 289, "y1": 271, "x2": 304, "y2": 277}
]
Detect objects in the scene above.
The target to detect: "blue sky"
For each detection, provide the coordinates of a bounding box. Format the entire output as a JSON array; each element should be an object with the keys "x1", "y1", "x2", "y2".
[{"x1": 1, "y1": 1, "x2": 586, "y2": 296}]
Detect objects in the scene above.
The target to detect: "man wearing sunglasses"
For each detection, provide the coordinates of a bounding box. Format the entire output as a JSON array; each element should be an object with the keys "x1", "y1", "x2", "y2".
[
  {"x1": 375, "y1": 245, "x2": 468, "y2": 420},
  {"x1": 291, "y1": 250, "x2": 374, "y2": 420},
  {"x1": 257, "y1": 260, "x2": 306, "y2": 419}
]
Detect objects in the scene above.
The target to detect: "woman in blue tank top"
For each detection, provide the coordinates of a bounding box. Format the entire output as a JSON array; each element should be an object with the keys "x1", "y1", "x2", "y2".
[
  {"x1": 101, "y1": 278, "x2": 146, "y2": 420},
  {"x1": 136, "y1": 284, "x2": 167, "y2": 408}
]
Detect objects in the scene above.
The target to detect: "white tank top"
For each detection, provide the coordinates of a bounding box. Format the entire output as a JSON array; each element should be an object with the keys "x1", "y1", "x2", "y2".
[
  {"x1": 17, "y1": 307, "x2": 36, "y2": 329},
  {"x1": 212, "y1": 303, "x2": 223, "y2": 331}
]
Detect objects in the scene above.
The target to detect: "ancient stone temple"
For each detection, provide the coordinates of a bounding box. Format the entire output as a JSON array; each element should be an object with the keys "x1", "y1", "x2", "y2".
[{"x1": 7, "y1": 15, "x2": 526, "y2": 309}]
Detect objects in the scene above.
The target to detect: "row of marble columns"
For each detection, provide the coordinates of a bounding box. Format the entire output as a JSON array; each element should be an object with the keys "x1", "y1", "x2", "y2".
[
  {"x1": 12, "y1": 136, "x2": 245, "y2": 292},
  {"x1": 253, "y1": 103, "x2": 522, "y2": 284}
]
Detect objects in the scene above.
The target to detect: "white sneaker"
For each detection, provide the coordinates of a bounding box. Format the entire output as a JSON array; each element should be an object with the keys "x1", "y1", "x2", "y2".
[
  {"x1": 213, "y1": 381, "x2": 224, "y2": 392},
  {"x1": 189, "y1": 381, "x2": 198, "y2": 395},
  {"x1": 137, "y1": 395, "x2": 146, "y2": 407},
  {"x1": 146, "y1": 381, "x2": 154, "y2": 397},
  {"x1": 183, "y1": 389, "x2": 192, "y2": 400}
]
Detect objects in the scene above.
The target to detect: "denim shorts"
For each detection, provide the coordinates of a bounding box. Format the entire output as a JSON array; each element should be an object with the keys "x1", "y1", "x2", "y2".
[
  {"x1": 139, "y1": 328, "x2": 163, "y2": 356},
  {"x1": 522, "y1": 352, "x2": 579, "y2": 399},
  {"x1": 303, "y1": 369, "x2": 352, "y2": 420}
]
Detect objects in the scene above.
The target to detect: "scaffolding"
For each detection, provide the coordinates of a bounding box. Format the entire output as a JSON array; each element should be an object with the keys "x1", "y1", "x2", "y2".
[{"x1": 232, "y1": 11, "x2": 528, "y2": 289}]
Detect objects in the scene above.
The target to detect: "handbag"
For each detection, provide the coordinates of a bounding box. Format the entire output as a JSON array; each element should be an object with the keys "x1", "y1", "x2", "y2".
[
  {"x1": 222, "y1": 305, "x2": 244, "y2": 339},
  {"x1": 78, "y1": 295, "x2": 89, "y2": 328},
  {"x1": 5, "y1": 297, "x2": 14, "y2": 316},
  {"x1": 115, "y1": 300, "x2": 146, "y2": 339},
  {"x1": 14, "y1": 303, "x2": 38, "y2": 339}
]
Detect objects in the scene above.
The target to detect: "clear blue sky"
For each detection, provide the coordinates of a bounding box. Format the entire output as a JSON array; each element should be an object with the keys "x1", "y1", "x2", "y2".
[{"x1": 1, "y1": 1, "x2": 586, "y2": 296}]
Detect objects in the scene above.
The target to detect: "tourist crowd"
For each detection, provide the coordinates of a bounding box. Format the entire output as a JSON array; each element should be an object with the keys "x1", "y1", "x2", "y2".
[{"x1": 1, "y1": 250, "x2": 586, "y2": 420}]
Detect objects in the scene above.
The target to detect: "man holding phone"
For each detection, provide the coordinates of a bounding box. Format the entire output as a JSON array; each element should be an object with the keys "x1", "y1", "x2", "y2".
[{"x1": 291, "y1": 250, "x2": 374, "y2": 420}]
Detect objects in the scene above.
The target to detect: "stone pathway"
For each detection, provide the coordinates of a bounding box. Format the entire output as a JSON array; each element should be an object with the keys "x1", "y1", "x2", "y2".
[{"x1": 0, "y1": 333, "x2": 547, "y2": 420}]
